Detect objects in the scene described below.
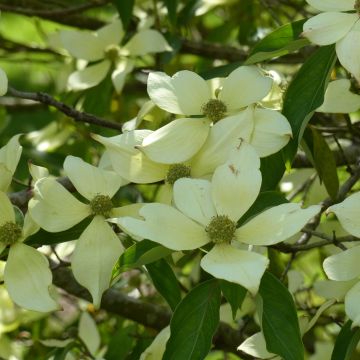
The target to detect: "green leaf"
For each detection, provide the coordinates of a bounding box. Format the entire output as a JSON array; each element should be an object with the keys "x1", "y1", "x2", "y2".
[
  {"x1": 163, "y1": 279, "x2": 221, "y2": 360},
  {"x1": 105, "y1": 323, "x2": 137, "y2": 359},
  {"x1": 331, "y1": 320, "x2": 360, "y2": 360},
  {"x1": 311, "y1": 127, "x2": 339, "y2": 199},
  {"x1": 27, "y1": 218, "x2": 91, "y2": 246},
  {"x1": 282, "y1": 45, "x2": 337, "y2": 163},
  {"x1": 112, "y1": 240, "x2": 173, "y2": 281},
  {"x1": 246, "y1": 20, "x2": 308, "y2": 64},
  {"x1": 259, "y1": 272, "x2": 304, "y2": 360},
  {"x1": 82, "y1": 73, "x2": 113, "y2": 117},
  {"x1": 147, "y1": 259, "x2": 182, "y2": 311},
  {"x1": 238, "y1": 191, "x2": 288, "y2": 226},
  {"x1": 52, "y1": 342, "x2": 78, "y2": 360},
  {"x1": 177, "y1": 0, "x2": 198, "y2": 26},
  {"x1": 220, "y1": 280, "x2": 247, "y2": 319},
  {"x1": 162, "y1": 0, "x2": 178, "y2": 26},
  {"x1": 260, "y1": 151, "x2": 286, "y2": 191},
  {"x1": 112, "y1": 0, "x2": 134, "y2": 29}
]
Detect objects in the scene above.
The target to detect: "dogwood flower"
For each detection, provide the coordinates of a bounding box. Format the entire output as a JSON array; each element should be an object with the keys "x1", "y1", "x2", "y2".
[
  {"x1": 113, "y1": 141, "x2": 320, "y2": 293},
  {"x1": 0, "y1": 135, "x2": 22, "y2": 192},
  {"x1": 139, "y1": 66, "x2": 292, "y2": 165},
  {"x1": 60, "y1": 18, "x2": 170, "y2": 92},
  {"x1": 0, "y1": 67, "x2": 7, "y2": 96},
  {"x1": 322, "y1": 192, "x2": 360, "y2": 326},
  {"x1": 302, "y1": 0, "x2": 360, "y2": 80},
  {"x1": 28, "y1": 156, "x2": 137, "y2": 307},
  {"x1": 0, "y1": 192, "x2": 59, "y2": 312}
]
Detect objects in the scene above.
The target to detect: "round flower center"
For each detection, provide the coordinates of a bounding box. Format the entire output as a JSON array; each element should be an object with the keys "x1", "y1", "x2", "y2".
[
  {"x1": 0, "y1": 222, "x2": 22, "y2": 246},
  {"x1": 104, "y1": 45, "x2": 121, "y2": 62},
  {"x1": 166, "y1": 164, "x2": 191, "y2": 185},
  {"x1": 355, "y1": 0, "x2": 360, "y2": 13},
  {"x1": 89, "y1": 195, "x2": 114, "y2": 217},
  {"x1": 201, "y1": 99, "x2": 227, "y2": 123},
  {"x1": 205, "y1": 215, "x2": 236, "y2": 244}
]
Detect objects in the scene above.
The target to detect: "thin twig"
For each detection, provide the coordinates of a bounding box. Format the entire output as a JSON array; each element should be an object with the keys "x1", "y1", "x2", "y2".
[{"x1": 7, "y1": 87, "x2": 123, "y2": 131}]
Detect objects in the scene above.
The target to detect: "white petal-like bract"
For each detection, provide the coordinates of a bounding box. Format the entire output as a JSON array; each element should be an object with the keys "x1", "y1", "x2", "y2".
[
  {"x1": 211, "y1": 141, "x2": 261, "y2": 222},
  {"x1": 327, "y1": 192, "x2": 360, "y2": 237},
  {"x1": 68, "y1": 60, "x2": 111, "y2": 91},
  {"x1": 93, "y1": 132, "x2": 168, "y2": 183},
  {"x1": 345, "y1": 282, "x2": 360, "y2": 327},
  {"x1": 236, "y1": 204, "x2": 321, "y2": 245},
  {"x1": 72, "y1": 216, "x2": 123, "y2": 308},
  {"x1": 147, "y1": 71, "x2": 211, "y2": 115},
  {"x1": 5, "y1": 243, "x2": 59, "y2": 312},
  {"x1": 173, "y1": 179, "x2": 216, "y2": 226},
  {"x1": 336, "y1": 22, "x2": 360, "y2": 81},
  {"x1": 201, "y1": 244, "x2": 269, "y2": 294},
  {"x1": 64, "y1": 156, "x2": 122, "y2": 201},
  {"x1": 29, "y1": 178, "x2": 90, "y2": 232},
  {"x1": 117, "y1": 203, "x2": 209, "y2": 251},
  {"x1": 317, "y1": 79, "x2": 360, "y2": 113},
  {"x1": 302, "y1": 12, "x2": 358, "y2": 46},
  {"x1": 140, "y1": 118, "x2": 210, "y2": 164},
  {"x1": 0, "y1": 67, "x2": 8, "y2": 96},
  {"x1": 121, "y1": 29, "x2": 171, "y2": 56},
  {"x1": 60, "y1": 30, "x2": 104, "y2": 61},
  {"x1": 306, "y1": 0, "x2": 355, "y2": 12},
  {"x1": 219, "y1": 66, "x2": 272, "y2": 110},
  {"x1": 323, "y1": 246, "x2": 360, "y2": 281}
]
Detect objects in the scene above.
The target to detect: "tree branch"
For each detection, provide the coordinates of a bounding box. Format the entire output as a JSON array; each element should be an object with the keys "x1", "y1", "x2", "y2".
[
  {"x1": 7, "y1": 87, "x2": 123, "y2": 131},
  {"x1": 0, "y1": 0, "x2": 110, "y2": 17}
]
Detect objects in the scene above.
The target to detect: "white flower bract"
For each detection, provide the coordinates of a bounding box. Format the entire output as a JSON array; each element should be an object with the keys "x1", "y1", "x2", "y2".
[{"x1": 303, "y1": 0, "x2": 360, "y2": 80}]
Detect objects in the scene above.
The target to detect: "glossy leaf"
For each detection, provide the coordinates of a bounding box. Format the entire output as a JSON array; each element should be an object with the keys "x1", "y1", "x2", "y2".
[
  {"x1": 27, "y1": 218, "x2": 91, "y2": 246},
  {"x1": 163, "y1": 279, "x2": 221, "y2": 360},
  {"x1": 162, "y1": 0, "x2": 178, "y2": 26},
  {"x1": 246, "y1": 20, "x2": 308, "y2": 64},
  {"x1": 260, "y1": 152, "x2": 286, "y2": 191},
  {"x1": 311, "y1": 127, "x2": 339, "y2": 200},
  {"x1": 112, "y1": 0, "x2": 134, "y2": 29},
  {"x1": 282, "y1": 45, "x2": 337, "y2": 163},
  {"x1": 331, "y1": 320, "x2": 360, "y2": 360},
  {"x1": 105, "y1": 323, "x2": 137, "y2": 359},
  {"x1": 220, "y1": 280, "x2": 247, "y2": 319},
  {"x1": 147, "y1": 259, "x2": 182, "y2": 311},
  {"x1": 112, "y1": 240, "x2": 173, "y2": 282},
  {"x1": 259, "y1": 272, "x2": 304, "y2": 360}
]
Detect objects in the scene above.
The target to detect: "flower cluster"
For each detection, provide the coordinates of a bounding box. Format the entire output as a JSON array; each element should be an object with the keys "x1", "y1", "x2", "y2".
[{"x1": 303, "y1": 0, "x2": 360, "y2": 80}]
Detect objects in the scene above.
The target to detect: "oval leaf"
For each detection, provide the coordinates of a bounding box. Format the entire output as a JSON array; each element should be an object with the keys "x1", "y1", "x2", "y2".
[
  {"x1": 163, "y1": 279, "x2": 221, "y2": 360},
  {"x1": 282, "y1": 45, "x2": 337, "y2": 163},
  {"x1": 259, "y1": 271, "x2": 304, "y2": 360},
  {"x1": 147, "y1": 259, "x2": 182, "y2": 311},
  {"x1": 331, "y1": 320, "x2": 360, "y2": 360}
]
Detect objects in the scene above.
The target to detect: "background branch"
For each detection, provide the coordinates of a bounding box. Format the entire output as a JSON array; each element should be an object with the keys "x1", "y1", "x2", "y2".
[{"x1": 7, "y1": 87, "x2": 123, "y2": 131}]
